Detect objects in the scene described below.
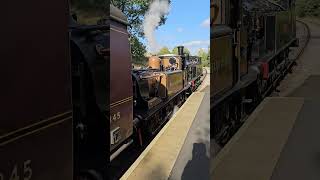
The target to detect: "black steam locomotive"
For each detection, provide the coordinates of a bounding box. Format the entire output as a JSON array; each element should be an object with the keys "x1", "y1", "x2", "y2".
[{"x1": 212, "y1": 0, "x2": 299, "y2": 145}]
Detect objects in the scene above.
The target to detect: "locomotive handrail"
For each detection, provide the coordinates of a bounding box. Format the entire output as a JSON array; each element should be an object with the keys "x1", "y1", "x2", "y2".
[{"x1": 69, "y1": 24, "x2": 109, "y2": 33}]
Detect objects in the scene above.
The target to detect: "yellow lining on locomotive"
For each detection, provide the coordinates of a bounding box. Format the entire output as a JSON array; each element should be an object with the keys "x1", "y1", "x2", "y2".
[
  {"x1": 110, "y1": 96, "x2": 133, "y2": 108},
  {"x1": 0, "y1": 116, "x2": 72, "y2": 146},
  {"x1": 110, "y1": 27, "x2": 128, "y2": 35},
  {"x1": 0, "y1": 111, "x2": 72, "y2": 140}
]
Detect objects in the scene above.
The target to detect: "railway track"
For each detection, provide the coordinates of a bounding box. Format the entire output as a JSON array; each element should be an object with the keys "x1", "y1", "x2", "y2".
[
  {"x1": 202, "y1": 67, "x2": 208, "y2": 81},
  {"x1": 196, "y1": 67, "x2": 209, "y2": 91},
  {"x1": 295, "y1": 20, "x2": 311, "y2": 60}
]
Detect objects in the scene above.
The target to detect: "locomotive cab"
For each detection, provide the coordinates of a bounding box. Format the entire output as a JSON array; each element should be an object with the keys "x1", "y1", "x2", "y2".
[{"x1": 110, "y1": 5, "x2": 134, "y2": 160}]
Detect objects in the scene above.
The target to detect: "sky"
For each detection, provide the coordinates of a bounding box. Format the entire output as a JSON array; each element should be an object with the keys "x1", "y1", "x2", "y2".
[{"x1": 141, "y1": 0, "x2": 210, "y2": 55}]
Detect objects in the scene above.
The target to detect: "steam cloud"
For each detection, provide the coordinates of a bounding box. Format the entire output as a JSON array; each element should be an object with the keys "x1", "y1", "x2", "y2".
[{"x1": 143, "y1": 0, "x2": 170, "y2": 53}]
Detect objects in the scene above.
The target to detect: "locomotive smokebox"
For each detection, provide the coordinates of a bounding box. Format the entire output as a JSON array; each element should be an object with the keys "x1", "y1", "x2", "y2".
[{"x1": 177, "y1": 46, "x2": 184, "y2": 56}]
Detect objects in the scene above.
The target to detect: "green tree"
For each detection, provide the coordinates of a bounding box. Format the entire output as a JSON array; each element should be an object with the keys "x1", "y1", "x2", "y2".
[
  {"x1": 171, "y1": 46, "x2": 191, "y2": 55},
  {"x1": 111, "y1": 0, "x2": 171, "y2": 63},
  {"x1": 296, "y1": 0, "x2": 320, "y2": 17},
  {"x1": 130, "y1": 36, "x2": 147, "y2": 63},
  {"x1": 197, "y1": 48, "x2": 209, "y2": 67},
  {"x1": 158, "y1": 47, "x2": 171, "y2": 55},
  {"x1": 208, "y1": 47, "x2": 210, "y2": 66},
  {"x1": 111, "y1": 0, "x2": 170, "y2": 37},
  {"x1": 70, "y1": 0, "x2": 107, "y2": 25}
]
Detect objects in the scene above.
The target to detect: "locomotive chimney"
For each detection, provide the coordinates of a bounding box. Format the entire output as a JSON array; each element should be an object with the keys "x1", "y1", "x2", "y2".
[
  {"x1": 185, "y1": 53, "x2": 189, "y2": 61},
  {"x1": 177, "y1": 46, "x2": 187, "y2": 70},
  {"x1": 177, "y1": 46, "x2": 184, "y2": 56}
]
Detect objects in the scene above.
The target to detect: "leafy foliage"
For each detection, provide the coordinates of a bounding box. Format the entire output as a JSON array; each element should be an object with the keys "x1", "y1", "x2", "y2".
[
  {"x1": 171, "y1": 46, "x2": 191, "y2": 55},
  {"x1": 197, "y1": 48, "x2": 210, "y2": 67},
  {"x1": 130, "y1": 36, "x2": 147, "y2": 64},
  {"x1": 111, "y1": 0, "x2": 170, "y2": 37},
  {"x1": 296, "y1": 0, "x2": 320, "y2": 17},
  {"x1": 70, "y1": 0, "x2": 107, "y2": 25},
  {"x1": 111, "y1": 0, "x2": 171, "y2": 63},
  {"x1": 157, "y1": 47, "x2": 171, "y2": 55}
]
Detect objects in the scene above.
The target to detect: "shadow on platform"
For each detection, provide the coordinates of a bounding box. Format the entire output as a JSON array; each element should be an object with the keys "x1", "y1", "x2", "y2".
[{"x1": 181, "y1": 143, "x2": 209, "y2": 180}]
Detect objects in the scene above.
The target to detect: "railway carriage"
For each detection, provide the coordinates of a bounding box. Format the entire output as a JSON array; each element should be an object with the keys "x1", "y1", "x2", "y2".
[
  {"x1": 1, "y1": 1, "x2": 110, "y2": 179},
  {"x1": 0, "y1": 1, "x2": 73, "y2": 179}
]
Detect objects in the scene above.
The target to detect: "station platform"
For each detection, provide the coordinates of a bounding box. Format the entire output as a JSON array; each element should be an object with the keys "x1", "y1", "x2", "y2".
[
  {"x1": 211, "y1": 75, "x2": 320, "y2": 180},
  {"x1": 121, "y1": 84, "x2": 210, "y2": 180}
]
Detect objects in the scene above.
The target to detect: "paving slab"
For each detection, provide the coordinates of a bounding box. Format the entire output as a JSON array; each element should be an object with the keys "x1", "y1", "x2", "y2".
[
  {"x1": 121, "y1": 92, "x2": 205, "y2": 180},
  {"x1": 169, "y1": 85, "x2": 210, "y2": 180},
  {"x1": 211, "y1": 97, "x2": 304, "y2": 180}
]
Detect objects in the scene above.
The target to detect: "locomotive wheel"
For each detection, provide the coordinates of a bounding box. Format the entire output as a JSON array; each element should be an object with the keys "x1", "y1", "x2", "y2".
[
  {"x1": 219, "y1": 127, "x2": 230, "y2": 145},
  {"x1": 224, "y1": 104, "x2": 230, "y2": 120},
  {"x1": 218, "y1": 103, "x2": 235, "y2": 145},
  {"x1": 231, "y1": 104, "x2": 240, "y2": 125}
]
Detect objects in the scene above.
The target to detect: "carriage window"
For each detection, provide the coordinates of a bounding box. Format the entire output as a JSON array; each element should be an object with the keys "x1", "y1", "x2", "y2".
[{"x1": 70, "y1": 0, "x2": 107, "y2": 25}]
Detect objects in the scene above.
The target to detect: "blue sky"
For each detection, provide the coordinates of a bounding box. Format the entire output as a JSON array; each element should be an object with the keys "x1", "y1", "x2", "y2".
[{"x1": 141, "y1": 0, "x2": 210, "y2": 55}]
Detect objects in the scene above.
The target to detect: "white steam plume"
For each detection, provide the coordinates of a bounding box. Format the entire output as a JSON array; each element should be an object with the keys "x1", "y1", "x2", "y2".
[{"x1": 143, "y1": 0, "x2": 170, "y2": 53}]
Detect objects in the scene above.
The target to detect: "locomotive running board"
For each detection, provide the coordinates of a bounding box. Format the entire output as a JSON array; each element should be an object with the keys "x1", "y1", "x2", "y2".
[{"x1": 110, "y1": 139, "x2": 133, "y2": 161}]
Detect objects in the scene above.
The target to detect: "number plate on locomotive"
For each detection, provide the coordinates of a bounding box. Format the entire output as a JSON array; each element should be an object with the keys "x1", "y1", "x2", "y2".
[{"x1": 111, "y1": 127, "x2": 121, "y2": 145}]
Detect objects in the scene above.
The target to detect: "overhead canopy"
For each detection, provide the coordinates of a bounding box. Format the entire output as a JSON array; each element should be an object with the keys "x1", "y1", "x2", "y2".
[
  {"x1": 270, "y1": 0, "x2": 294, "y2": 10},
  {"x1": 110, "y1": 5, "x2": 128, "y2": 25},
  {"x1": 243, "y1": 0, "x2": 284, "y2": 13}
]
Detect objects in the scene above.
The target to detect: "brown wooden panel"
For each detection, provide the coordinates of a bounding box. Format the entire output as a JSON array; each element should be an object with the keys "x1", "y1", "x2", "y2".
[
  {"x1": 110, "y1": 20, "x2": 133, "y2": 152},
  {"x1": 0, "y1": 119, "x2": 72, "y2": 180},
  {"x1": 0, "y1": 0, "x2": 71, "y2": 136},
  {"x1": 0, "y1": 0, "x2": 72, "y2": 179}
]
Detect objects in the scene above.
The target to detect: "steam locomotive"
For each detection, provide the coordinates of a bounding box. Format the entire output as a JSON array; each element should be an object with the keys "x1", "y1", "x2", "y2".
[
  {"x1": 110, "y1": 5, "x2": 203, "y2": 161},
  {"x1": 212, "y1": 0, "x2": 299, "y2": 145},
  {"x1": 1, "y1": 2, "x2": 203, "y2": 180},
  {"x1": 71, "y1": 4, "x2": 204, "y2": 178}
]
